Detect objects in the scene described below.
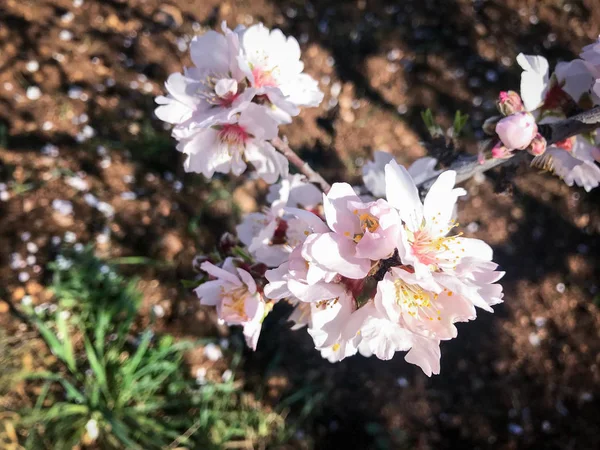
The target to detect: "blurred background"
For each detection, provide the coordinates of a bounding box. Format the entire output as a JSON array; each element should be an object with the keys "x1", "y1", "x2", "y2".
[{"x1": 1, "y1": 0, "x2": 599, "y2": 449}]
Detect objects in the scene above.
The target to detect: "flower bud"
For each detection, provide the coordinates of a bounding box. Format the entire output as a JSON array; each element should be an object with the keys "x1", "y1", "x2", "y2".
[
  {"x1": 554, "y1": 137, "x2": 575, "y2": 152},
  {"x1": 495, "y1": 112, "x2": 538, "y2": 150},
  {"x1": 218, "y1": 232, "x2": 237, "y2": 254},
  {"x1": 497, "y1": 91, "x2": 524, "y2": 116},
  {"x1": 491, "y1": 141, "x2": 512, "y2": 159},
  {"x1": 527, "y1": 133, "x2": 547, "y2": 156}
]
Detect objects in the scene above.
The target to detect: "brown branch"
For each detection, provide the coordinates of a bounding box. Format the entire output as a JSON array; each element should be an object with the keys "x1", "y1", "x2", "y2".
[
  {"x1": 418, "y1": 105, "x2": 600, "y2": 191},
  {"x1": 272, "y1": 136, "x2": 331, "y2": 193}
]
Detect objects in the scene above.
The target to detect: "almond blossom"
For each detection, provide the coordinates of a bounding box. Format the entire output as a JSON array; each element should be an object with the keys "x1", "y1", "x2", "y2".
[
  {"x1": 195, "y1": 258, "x2": 268, "y2": 350},
  {"x1": 238, "y1": 23, "x2": 324, "y2": 122},
  {"x1": 302, "y1": 182, "x2": 401, "y2": 279},
  {"x1": 155, "y1": 22, "x2": 251, "y2": 130},
  {"x1": 237, "y1": 176, "x2": 323, "y2": 267},
  {"x1": 384, "y1": 161, "x2": 493, "y2": 281},
  {"x1": 176, "y1": 103, "x2": 288, "y2": 182}
]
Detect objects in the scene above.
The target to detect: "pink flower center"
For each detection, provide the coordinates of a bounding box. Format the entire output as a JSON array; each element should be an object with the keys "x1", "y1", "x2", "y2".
[
  {"x1": 218, "y1": 124, "x2": 250, "y2": 148},
  {"x1": 409, "y1": 227, "x2": 462, "y2": 268},
  {"x1": 346, "y1": 210, "x2": 380, "y2": 243},
  {"x1": 221, "y1": 285, "x2": 249, "y2": 322},
  {"x1": 251, "y1": 67, "x2": 278, "y2": 88}
]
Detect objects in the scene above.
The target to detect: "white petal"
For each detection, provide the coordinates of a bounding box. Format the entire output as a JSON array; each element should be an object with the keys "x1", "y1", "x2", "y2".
[{"x1": 384, "y1": 160, "x2": 423, "y2": 231}]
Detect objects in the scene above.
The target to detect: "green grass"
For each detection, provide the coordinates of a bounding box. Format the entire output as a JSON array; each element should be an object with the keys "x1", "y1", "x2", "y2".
[{"x1": 16, "y1": 246, "x2": 284, "y2": 449}]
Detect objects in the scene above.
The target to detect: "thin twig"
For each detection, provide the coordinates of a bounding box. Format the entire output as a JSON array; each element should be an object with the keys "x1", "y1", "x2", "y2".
[
  {"x1": 418, "y1": 105, "x2": 600, "y2": 191},
  {"x1": 272, "y1": 136, "x2": 331, "y2": 193}
]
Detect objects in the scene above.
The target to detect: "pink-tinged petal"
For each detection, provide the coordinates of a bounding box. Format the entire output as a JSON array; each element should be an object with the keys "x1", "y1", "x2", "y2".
[
  {"x1": 362, "y1": 151, "x2": 395, "y2": 197},
  {"x1": 237, "y1": 268, "x2": 257, "y2": 294},
  {"x1": 434, "y1": 272, "x2": 493, "y2": 313},
  {"x1": 264, "y1": 264, "x2": 291, "y2": 300},
  {"x1": 283, "y1": 207, "x2": 329, "y2": 233},
  {"x1": 404, "y1": 336, "x2": 441, "y2": 377},
  {"x1": 308, "y1": 292, "x2": 354, "y2": 349},
  {"x1": 200, "y1": 261, "x2": 241, "y2": 286},
  {"x1": 190, "y1": 31, "x2": 230, "y2": 73},
  {"x1": 288, "y1": 279, "x2": 346, "y2": 303},
  {"x1": 555, "y1": 59, "x2": 595, "y2": 103},
  {"x1": 238, "y1": 103, "x2": 280, "y2": 140},
  {"x1": 244, "y1": 141, "x2": 289, "y2": 184},
  {"x1": 302, "y1": 232, "x2": 371, "y2": 279},
  {"x1": 194, "y1": 280, "x2": 223, "y2": 306},
  {"x1": 322, "y1": 183, "x2": 362, "y2": 236},
  {"x1": 384, "y1": 160, "x2": 423, "y2": 231},
  {"x1": 407, "y1": 157, "x2": 441, "y2": 186},
  {"x1": 243, "y1": 320, "x2": 262, "y2": 350},
  {"x1": 355, "y1": 207, "x2": 400, "y2": 260}
]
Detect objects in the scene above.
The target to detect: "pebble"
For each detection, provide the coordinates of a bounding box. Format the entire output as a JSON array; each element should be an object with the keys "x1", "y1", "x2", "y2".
[
  {"x1": 97, "y1": 202, "x2": 115, "y2": 218},
  {"x1": 195, "y1": 367, "x2": 207, "y2": 385},
  {"x1": 534, "y1": 317, "x2": 546, "y2": 328},
  {"x1": 59, "y1": 30, "x2": 73, "y2": 41},
  {"x1": 18, "y1": 272, "x2": 30, "y2": 283},
  {"x1": 42, "y1": 121, "x2": 54, "y2": 131},
  {"x1": 66, "y1": 176, "x2": 89, "y2": 191},
  {"x1": 396, "y1": 377, "x2": 409, "y2": 387},
  {"x1": 508, "y1": 423, "x2": 524, "y2": 435},
  {"x1": 26, "y1": 242, "x2": 38, "y2": 254},
  {"x1": 64, "y1": 231, "x2": 77, "y2": 243},
  {"x1": 61, "y1": 12, "x2": 74, "y2": 23},
  {"x1": 555, "y1": 283, "x2": 566, "y2": 294},
  {"x1": 528, "y1": 332, "x2": 541, "y2": 347},
  {"x1": 0, "y1": 191, "x2": 9, "y2": 201},
  {"x1": 26, "y1": 60, "x2": 39, "y2": 72},
  {"x1": 52, "y1": 199, "x2": 74, "y2": 215},
  {"x1": 26, "y1": 86, "x2": 42, "y2": 100},
  {"x1": 221, "y1": 369, "x2": 233, "y2": 382},
  {"x1": 120, "y1": 191, "x2": 137, "y2": 200},
  {"x1": 204, "y1": 343, "x2": 223, "y2": 361},
  {"x1": 152, "y1": 304, "x2": 165, "y2": 318},
  {"x1": 466, "y1": 222, "x2": 480, "y2": 233},
  {"x1": 41, "y1": 144, "x2": 59, "y2": 157}
]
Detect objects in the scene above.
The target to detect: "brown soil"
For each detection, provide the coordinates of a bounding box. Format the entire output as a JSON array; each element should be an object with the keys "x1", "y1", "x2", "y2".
[{"x1": 1, "y1": 0, "x2": 600, "y2": 449}]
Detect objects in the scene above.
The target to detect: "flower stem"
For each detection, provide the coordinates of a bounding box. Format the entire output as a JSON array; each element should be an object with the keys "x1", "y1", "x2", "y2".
[{"x1": 272, "y1": 136, "x2": 331, "y2": 193}]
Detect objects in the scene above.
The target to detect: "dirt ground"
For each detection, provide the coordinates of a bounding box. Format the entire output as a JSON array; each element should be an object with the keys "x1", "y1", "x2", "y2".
[{"x1": 1, "y1": 0, "x2": 600, "y2": 449}]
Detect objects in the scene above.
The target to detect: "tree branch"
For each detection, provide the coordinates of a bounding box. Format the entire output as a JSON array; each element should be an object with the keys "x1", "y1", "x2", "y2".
[
  {"x1": 272, "y1": 136, "x2": 331, "y2": 193},
  {"x1": 418, "y1": 105, "x2": 600, "y2": 191}
]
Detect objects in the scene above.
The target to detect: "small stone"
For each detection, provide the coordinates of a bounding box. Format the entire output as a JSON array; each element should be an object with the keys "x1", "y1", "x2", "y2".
[
  {"x1": 26, "y1": 86, "x2": 42, "y2": 100},
  {"x1": 26, "y1": 60, "x2": 39, "y2": 72},
  {"x1": 204, "y1": 343, "x2": 223, "y2": 361},
  {"x1": 555, "y1": 283, "x2": 565, "y2": 294}
]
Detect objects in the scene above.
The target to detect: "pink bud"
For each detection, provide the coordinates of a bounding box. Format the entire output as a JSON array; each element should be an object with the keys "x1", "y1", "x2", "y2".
[
  {"x1": 495, "y1": 112, "x2": 538, "y2": 150},
  {"x1": 555, "y1": 137, "x2": 575, "y2": 152},
  {"x1": 527, "y1": 133, "x2": 547, "y2": 156},
  {"x1": 497, "y1": 90, "x2": 524, "y2": 115},
  {"x1": 491, "y1": 142, "x2": 512, "y2": 159}
]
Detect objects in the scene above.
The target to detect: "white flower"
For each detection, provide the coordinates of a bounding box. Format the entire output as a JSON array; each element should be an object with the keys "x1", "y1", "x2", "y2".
[
  {"x1": 155, "y1": 22, "x2": 252, "y2": 130},
  {"x1": 176, "y1": 103, "x2": 288, "y2": 182},
  {"x1": 237, "y1": 23, "x2": 323, "y2": 121},
  {"x1": 384, "y1": 161, "x2": 493, "y2": 280}
]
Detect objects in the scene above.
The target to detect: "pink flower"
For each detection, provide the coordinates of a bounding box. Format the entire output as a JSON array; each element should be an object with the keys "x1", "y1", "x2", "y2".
[
  {"x1": 301, "y1": 183, "x2": 401, "y2": 280},
  {"x1": 384, "y1": 161, "x2": 493, "y2": 281},
  {"x1": 495, "y1": 112, "x2": 538, "y2": 150},
  {"x1": 195, "y1": 258, "x2": 268, "y2": 350}
]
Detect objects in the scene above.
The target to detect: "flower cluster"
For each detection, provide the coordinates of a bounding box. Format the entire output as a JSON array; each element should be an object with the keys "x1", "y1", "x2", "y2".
[
  {"x1": 490, "y1": 41, "x2": 600, "y2": 191},
  {"x1": 159, "y1": 24, "x2": 600, "y2": 377},
  {"x1": 196, "y1": 162, "x2": 504, "y2": 376},
  {"x1": 155, "y1": 22, "x2": 323, "y2": 183}
]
